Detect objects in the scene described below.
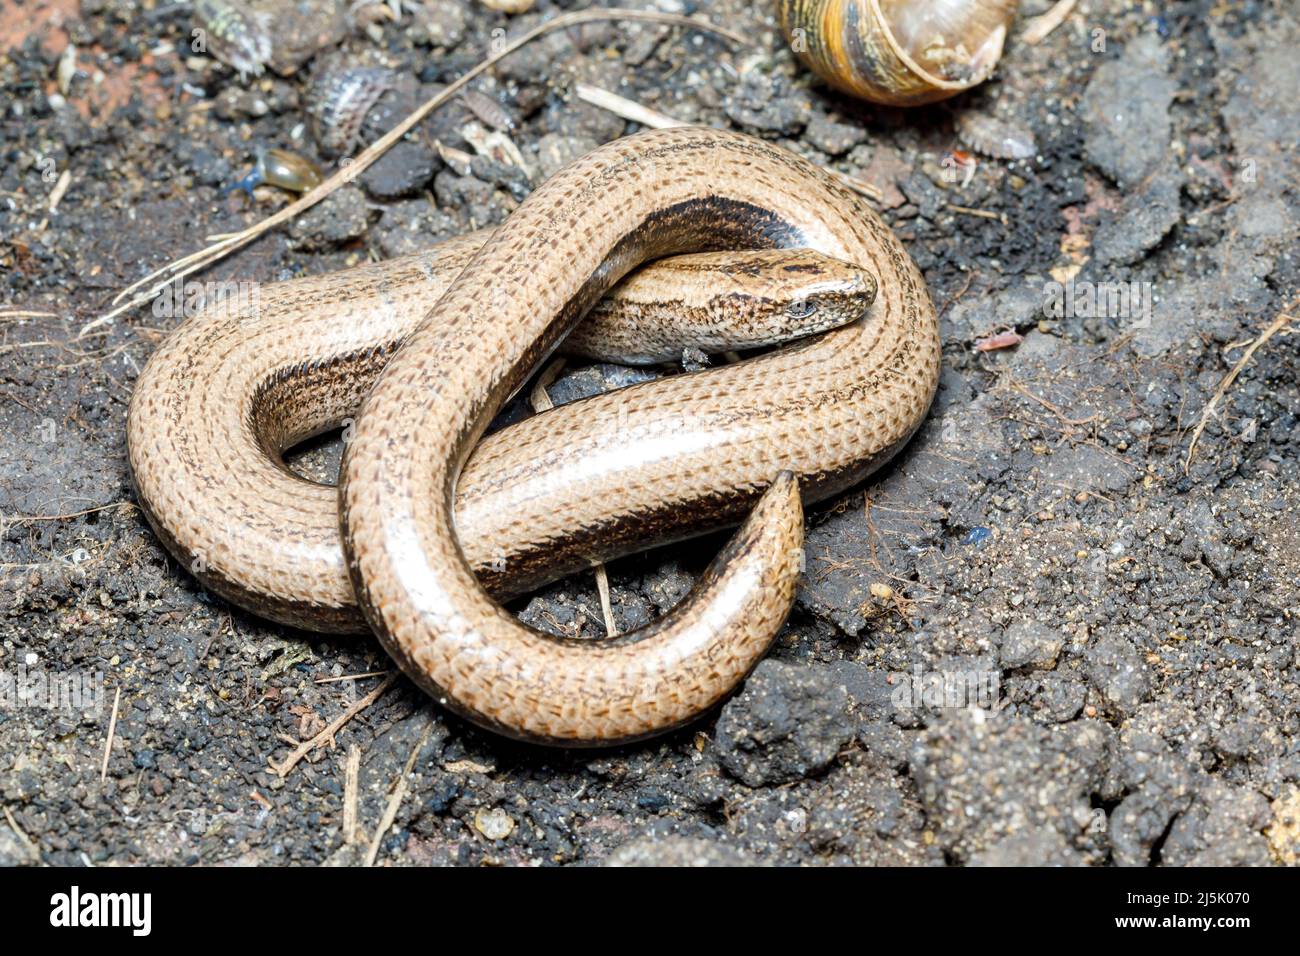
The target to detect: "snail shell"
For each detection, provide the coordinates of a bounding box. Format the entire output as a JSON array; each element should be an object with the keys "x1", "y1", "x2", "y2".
[
  {"x1": 254, "y1": 148, "x2": 323, "y2": 192},
  {"x1": 778, "y1": 0, "x2": 1019, "y2": 106},
  {"x1": 257, "y1": 148, "x2": 321, "y2": 191},
  {"x1": 223, "y1": 147, "x2": 322, "y2": 199}
]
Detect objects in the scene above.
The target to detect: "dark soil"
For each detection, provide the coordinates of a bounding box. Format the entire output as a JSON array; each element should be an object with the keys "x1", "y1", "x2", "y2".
[{"x1": 1, "y1": 0, "x2": 1297, "y2": 866}]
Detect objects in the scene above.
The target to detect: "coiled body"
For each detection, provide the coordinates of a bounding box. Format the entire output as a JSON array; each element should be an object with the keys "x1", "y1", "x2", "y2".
[
  {"x1": 128, "y1": 129, "x2": 939, "y2": 744},
  {"x1": 128, "y1": 236, "x2": 872, "y2": 633},
  {"x1": 337, "y1": 128, "x2": 938, "y2": 743}
]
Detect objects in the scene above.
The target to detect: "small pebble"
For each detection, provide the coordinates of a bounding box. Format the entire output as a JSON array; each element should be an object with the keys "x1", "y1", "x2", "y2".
[
  {"x1": 474, "y1": 807, "x2": 515, "y2": 840},
  {"x1": 360, "y1": 141, "x2": 440, "y2": 199}
]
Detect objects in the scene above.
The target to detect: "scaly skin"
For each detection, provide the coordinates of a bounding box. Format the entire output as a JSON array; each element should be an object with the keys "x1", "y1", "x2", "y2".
[
  {"x1": 128, "y1": 231, "x2": 874, "y2": 632},
  {"x1": 338, "y1": 128, "x2": 940, "y2": 745}
]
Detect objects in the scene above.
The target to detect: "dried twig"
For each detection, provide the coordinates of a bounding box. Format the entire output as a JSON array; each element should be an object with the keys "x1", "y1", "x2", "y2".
[
  {"x1": 48, "y1": 169, "x2": 72, "y2": 212},
  {"x1": 314, "y1": 670, "x2": 390, "y2": 684},
  {"x1": 5, "y1": 501, "x2": 134, "y2": 526},
  {"x1": 82, "y1": 9, "x2": 749, "y2": 337},
  {"x1": 1022, "y1": 0, "x2": 1078, "y2": 45},
  {"x1": 3, "y1": 806, "x2": 37, "y2": 858},
  {"x1": 100, "y1": 686, "x2": 121, "y2": 782},
  {"x1": 365, "y1": 722, "x2": 432, "y2": 866},
  {"x1": 569, "y1": 82, "x2": 885, "y2": 202},
  {"x1": 828, "y1": 171, "x2": 883, "y2": 203},
  {"x1": 594, "y1": 564, "x2": 618, "y2": 637},
  {"x1": 947, "y1": 202, "x2": 1007, "y2": 225},
  {"x1": 575, "y1": 82, "x2": 686, "y2": 130},
  {"x1": 270, "y1": 672, "x2": 399, "y2": 777},
  {"x1": 343, "y1": 745, "x2": 361, "y2": 846},
  {"x1": 937, "y1": 270, "x2": 977, "y2": 320},
  {"x1": 1185, "y1": 302, "x2": 1296, "y2": 472},
  {"x1": 528, "y1": 358, "x2": 565, "y2": 413},
  {"x1": 1005, "y1": 378, "x2": 1099, "y2": 427}
]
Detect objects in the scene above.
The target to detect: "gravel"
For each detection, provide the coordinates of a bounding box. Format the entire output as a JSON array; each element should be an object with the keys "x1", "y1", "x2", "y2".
[
  {"x1": 714, "y1": 660, "x2": 858, "y2": 787},
  {"x1": 0, "y1": 0, "x2": 1296, "y2": 867}
]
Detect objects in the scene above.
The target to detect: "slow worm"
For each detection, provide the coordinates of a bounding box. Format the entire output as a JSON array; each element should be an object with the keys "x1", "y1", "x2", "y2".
[
  {"x1": 128, "y1": 128, "x2": 938, "y2": 744},
  {"x1": 128, "y1": 238, "x2": 874, "y2": 631},
  {"x1": 337, "y1": 128, "x2": 939, "y2": 743}
]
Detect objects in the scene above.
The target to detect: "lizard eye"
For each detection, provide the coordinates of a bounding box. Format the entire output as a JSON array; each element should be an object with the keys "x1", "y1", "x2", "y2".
[{"x1": 787, "y1": 299, "x2": 817, "y2": 320}]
